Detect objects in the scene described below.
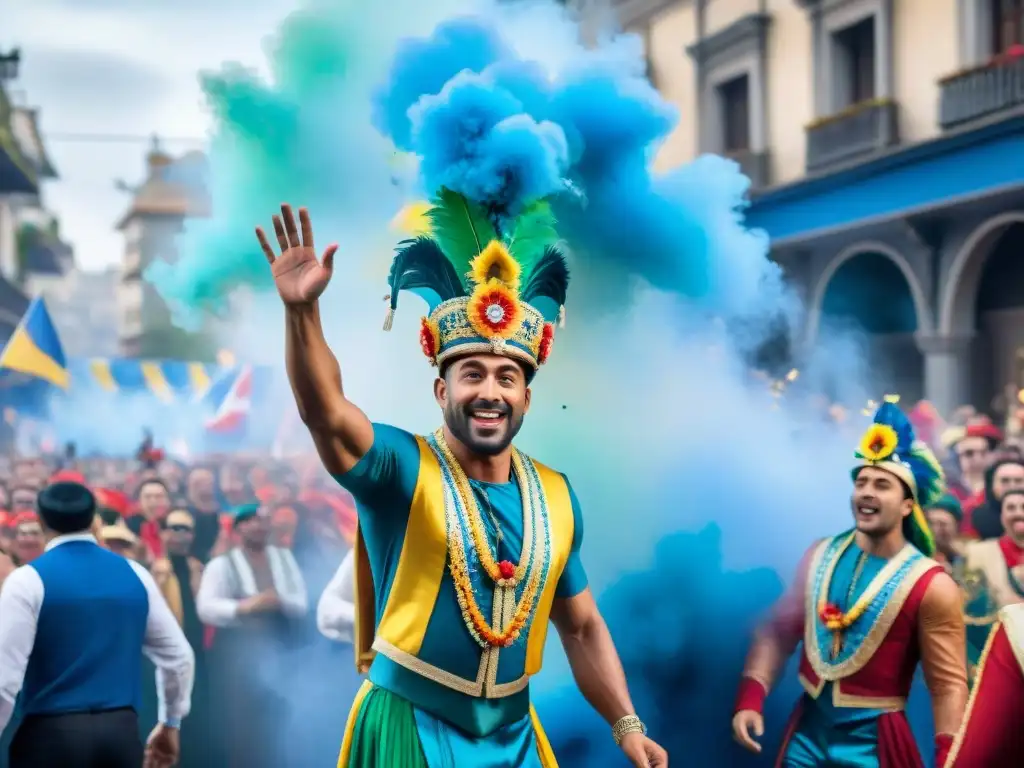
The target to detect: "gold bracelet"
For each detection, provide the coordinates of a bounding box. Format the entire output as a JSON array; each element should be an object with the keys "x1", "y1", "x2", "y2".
[{"x1": 612, "y1": 714, "x2": 646, "y2": 745}]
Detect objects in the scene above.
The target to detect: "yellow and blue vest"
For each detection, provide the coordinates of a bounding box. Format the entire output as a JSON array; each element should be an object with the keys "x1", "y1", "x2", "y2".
[{"x1": 340, "y1": 424, "x2": 585, "y2": 737}]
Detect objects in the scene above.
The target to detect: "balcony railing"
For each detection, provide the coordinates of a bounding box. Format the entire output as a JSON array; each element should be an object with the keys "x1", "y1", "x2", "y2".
[
  {"x1": 805, "y1": 100, "x2": 898, "y2": 174},
  {"x1": 725, "y1": 149, "x2": 770, "y2": 190},
  {"x1": 939, "y1": 57, "x2": 1024, "y2": 131}
]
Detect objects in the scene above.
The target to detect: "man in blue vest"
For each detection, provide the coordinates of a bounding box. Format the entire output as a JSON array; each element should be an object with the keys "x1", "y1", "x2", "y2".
[{"x1": 0, "y1": 481, "x2": 195, "y2": 768}]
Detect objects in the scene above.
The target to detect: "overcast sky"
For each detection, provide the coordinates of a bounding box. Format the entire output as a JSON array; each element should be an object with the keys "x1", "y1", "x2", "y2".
[{"x1": 4, "y1": 0, "x2": 295, "y2": 271}]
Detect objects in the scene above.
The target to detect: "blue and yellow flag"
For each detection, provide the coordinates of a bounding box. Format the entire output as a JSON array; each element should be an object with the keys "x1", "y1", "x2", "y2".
[{"x1": 0, "y1": 297, "x2": 68, "y2": 388}]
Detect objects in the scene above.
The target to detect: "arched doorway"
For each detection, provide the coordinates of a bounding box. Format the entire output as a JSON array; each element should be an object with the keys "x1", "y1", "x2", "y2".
[
  {"x1": 816, "y1": 250, "x2": 924, "y2": 401},
  {"x1": 971, "y1": 223, "x2": 1024, "y2": 410},
  {"x1": 940, "y1": 213, "x2": 1024, "y2": 411}
]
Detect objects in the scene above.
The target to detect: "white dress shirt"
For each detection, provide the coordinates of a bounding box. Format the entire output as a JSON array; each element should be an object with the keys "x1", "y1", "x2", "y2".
[
  {"x1": 0, "y1": 533, "x2": 195, "y2": 733},
  {"x1": 317, "y1": 548, "x2": 356, "y2": 643},
  {"x1": 196, "y1": 545, "x2": 308, "y2": 627}
]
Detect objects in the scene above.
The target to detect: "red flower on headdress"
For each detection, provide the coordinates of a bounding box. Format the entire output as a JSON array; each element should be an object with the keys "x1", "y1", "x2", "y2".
[
  {"x1": 467, "y1": 282, "x2": 523, "y2": 339},
  {"x1": 419, "y1": 317, "x2": 440, "y2": 365},
  {"x1": 537, "y1": 323, "x2": 555, "y2": 365}
]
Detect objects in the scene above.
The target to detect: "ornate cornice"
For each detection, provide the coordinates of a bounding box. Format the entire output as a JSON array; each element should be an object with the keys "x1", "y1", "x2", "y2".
[
  {"x1": 685, "y1": 12, "x2": 771, "y2": 65},
  {"x1": 614, "y1": 0, "x2": 686, "y2": 30}
]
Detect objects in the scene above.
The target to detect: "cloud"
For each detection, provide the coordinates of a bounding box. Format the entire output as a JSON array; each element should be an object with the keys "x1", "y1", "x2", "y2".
[
  {"x1": 18, "y1": 47, "x2": 173, "y2": 126},
  {"x1": 32, "y1": 0, "x2": 256, "y2": 8},
  {"x1": 3, "y1": 0, "x2": 294, "y2": 270}
]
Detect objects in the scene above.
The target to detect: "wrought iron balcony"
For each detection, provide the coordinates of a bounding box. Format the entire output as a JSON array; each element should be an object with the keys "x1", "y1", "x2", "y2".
[
  {"x1": 939, "y1": 56, "x2": 1024, "y2": 131},
  {"x1": 725, "y1": 149, "x2": 770, "y2": 190},
  {"x1": 805, "y1": 99, "x2": 898, "y2": 174}
]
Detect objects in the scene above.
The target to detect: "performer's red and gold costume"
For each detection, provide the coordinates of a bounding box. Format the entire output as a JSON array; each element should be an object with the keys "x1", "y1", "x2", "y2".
[
  {"x1": 734, "y1": 402, "x2": 968, "y2": 768},
  {"x1": 945, "y1": 603, "x2": 1024, "y2": 767}
]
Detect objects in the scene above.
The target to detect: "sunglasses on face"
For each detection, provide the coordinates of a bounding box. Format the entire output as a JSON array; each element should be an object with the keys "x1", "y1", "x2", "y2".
[{"x1": 167, "y1": 525, "x2": 193, "y2": 534}]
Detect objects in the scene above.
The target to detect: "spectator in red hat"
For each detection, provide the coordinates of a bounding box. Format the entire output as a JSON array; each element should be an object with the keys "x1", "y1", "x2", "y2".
[
  {"x1": 945, "y1": 421, "x2": 1003, "y2": 502},
  {"x1": 94, "y1": 488, "x2": 131, "y2": 525},
  {"x1": 49, "y1": 470, "x2": 86, "y2": 486}
]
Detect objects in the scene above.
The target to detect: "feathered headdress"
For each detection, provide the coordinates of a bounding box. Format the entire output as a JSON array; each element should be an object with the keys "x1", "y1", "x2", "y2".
[
  {"x1": 852, "y1": 398, "x2": 945, "y2": 556},
  {"x1": 384, "y1": 187, "x2": 569, "y2": 371}
]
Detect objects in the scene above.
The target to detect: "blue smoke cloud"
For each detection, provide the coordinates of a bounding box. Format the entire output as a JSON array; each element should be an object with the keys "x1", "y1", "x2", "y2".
[
  {"x1": 373, "y1": 16, "x2": 780, "y2": 316},
  {"x1": 139, "y1": 1, "x2": 936, "y2": 765},
  {"x1": 409, "y1": 69, "x2": 570, "y2": 208}
]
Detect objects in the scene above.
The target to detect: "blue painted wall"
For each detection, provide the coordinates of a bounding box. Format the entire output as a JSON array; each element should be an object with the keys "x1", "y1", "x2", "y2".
[{"x1": 746, "y1": 116, "x2": 1024, "y2": 242}]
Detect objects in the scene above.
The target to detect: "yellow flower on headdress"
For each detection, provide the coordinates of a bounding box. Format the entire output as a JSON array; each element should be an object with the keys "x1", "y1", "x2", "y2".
[
  {"x1": 469, "y1": 240, "x2": 521, "y2": 290},
  {"x1": 858, "y1": 423, "x2": 899, "y2": 462},
  {"x1": 467, "y1": 280, "x2": 524, "y2": 340}
]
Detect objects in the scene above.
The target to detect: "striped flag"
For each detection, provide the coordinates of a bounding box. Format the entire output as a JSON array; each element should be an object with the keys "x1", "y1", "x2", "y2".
[{"x1": 205, "y1": 365, "x2": 252, "y2": 433}]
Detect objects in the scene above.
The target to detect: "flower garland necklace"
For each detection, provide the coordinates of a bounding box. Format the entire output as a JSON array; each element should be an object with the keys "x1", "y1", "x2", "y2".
[
  {"x1": 432, "y1": 430, "x2": 549, "y2": 649},
  {"x1": 433, "y1": 430, "x2": 534, "y2": 586},
  {"x1": 818, "y1": 539, "x2": 872, "y2": 659}
]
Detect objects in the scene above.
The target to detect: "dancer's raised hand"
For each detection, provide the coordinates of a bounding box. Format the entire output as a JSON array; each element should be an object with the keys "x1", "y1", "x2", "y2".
[{"x1": 256, "y1": 204, "x2": 338, "y2": 305}]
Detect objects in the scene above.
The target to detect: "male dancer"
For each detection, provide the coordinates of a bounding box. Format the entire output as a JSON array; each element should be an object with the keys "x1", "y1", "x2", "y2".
[
  {"x1": 731, "y1": 402, "x2": 968, "y2": 766},
  {"x1": 256, "y1": 199, "x2": 668, "y2": 768},
  {"x1": 945, "y1": 604, "x2": 1024, "y2": 765}
]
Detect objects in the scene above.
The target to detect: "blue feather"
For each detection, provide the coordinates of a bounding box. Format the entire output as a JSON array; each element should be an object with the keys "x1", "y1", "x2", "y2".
[{"x1": 873, "y1": 402, "x2": 914, "y2": 454}]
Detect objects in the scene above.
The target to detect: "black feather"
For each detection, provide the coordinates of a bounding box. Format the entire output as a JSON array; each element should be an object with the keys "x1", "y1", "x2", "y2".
[
  {"x1": 520, "y1": 245, "x2": 570, "y2": 306},
  {"x1": 387, "y1": 236, "x2": 466, "y2": 310}
]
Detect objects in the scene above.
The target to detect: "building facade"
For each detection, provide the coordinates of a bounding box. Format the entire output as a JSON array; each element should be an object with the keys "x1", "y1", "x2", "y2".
[
  {"x1": 608, "y1": 0, "x2": 1024, "y2": 414},
  {"x1": 116, "y1": 141, "x2": 211, "y2": 358},
  {"x1": 0, "y1": 50, "x2": 80, "y2": 358},
  {"x1": 41, "y1": 267, "x2": 119, "y2": 358}
]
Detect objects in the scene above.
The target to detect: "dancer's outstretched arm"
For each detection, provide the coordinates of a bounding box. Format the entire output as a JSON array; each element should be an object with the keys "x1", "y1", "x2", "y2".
[{"x1": 257, "y1": 204, "x2": 374, "y2": 476}]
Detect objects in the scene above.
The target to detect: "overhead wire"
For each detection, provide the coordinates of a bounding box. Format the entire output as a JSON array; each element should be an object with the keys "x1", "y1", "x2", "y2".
[{"x1": 42, "y1": 133, "x2": 205, "y2": 145}]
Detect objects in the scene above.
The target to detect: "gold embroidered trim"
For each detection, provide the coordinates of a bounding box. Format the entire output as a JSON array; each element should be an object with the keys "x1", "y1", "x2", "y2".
[
  {"x1": 436, "y1": 341, "x2": 537, "y2": 369},
  {"x1": 999, "y1": 603, "x2": 1024, "y2": 675},
  {"x1": 429, "y1": 295, "x2": 545, "y2": 367},
  {"x1": 798, "y1": 672, "x2": 825, "y2": 698},
  {"x1": 804, "y1": 537, "x2": 937, "y2": 681},
  {"x1": 800, "y1": 669, "x2": 905, "y2": 709},
  {"x1": 945, "y1": 618, "x2": 1002, "y2": 766},
  {"x1": 830, "y1": 686, "x2": 905, "y2": 710},
  {"x1": 371, "y1": 636, "x2": 530, "y2": 699}
]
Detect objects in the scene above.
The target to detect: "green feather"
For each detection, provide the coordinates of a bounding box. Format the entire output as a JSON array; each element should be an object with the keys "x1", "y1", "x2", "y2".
[
  {"x1": 427, "y1": 188, "x2": 497, "y2": 290},
  {"x1": 505, "y1": 200, "x2": 559, "y2": 275}
]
